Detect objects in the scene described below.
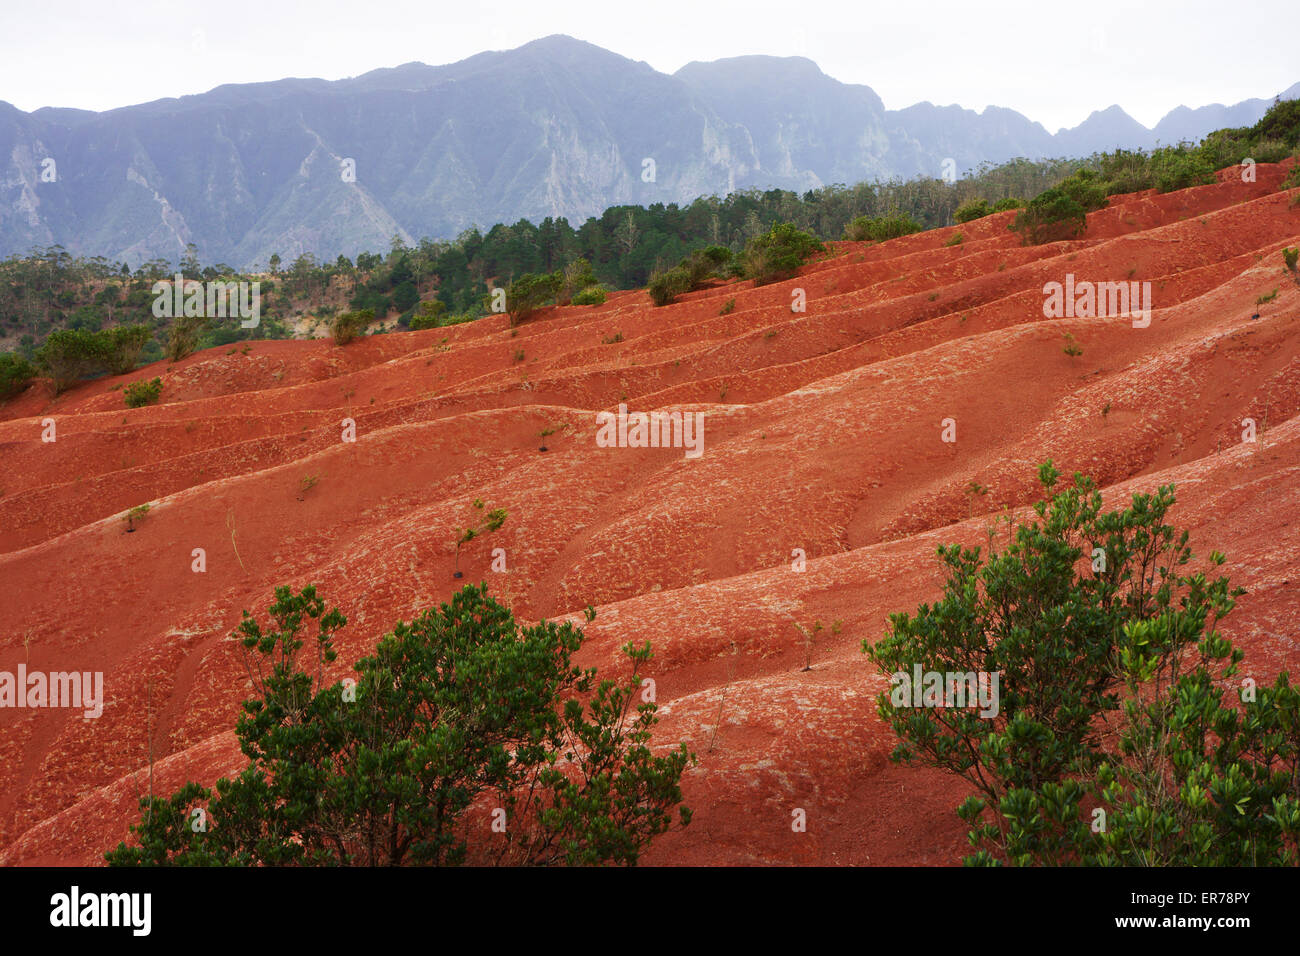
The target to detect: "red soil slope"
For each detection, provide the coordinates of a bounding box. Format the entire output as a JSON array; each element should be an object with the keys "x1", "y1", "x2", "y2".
[{"x1": 2, "y1": 164, "x2": 1299, "y2": 866}]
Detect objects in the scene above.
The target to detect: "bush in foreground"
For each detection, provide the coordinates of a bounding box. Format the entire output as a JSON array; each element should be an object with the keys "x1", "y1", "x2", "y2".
[
  {"x1": 866, "y1": 461, "x2": 1300, "y2": 865},
  {"x1": 106, "y1": 582, "x2": 693, "y2": 866}
]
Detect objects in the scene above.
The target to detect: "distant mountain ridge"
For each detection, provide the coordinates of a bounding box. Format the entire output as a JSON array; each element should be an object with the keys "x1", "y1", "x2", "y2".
[{"x1": 1, "y1": 34, "x2": 1295, "y2": 269}]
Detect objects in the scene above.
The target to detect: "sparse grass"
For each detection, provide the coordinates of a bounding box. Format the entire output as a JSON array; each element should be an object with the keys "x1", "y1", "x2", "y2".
[
  {"x1": 602, "y1": 331, "x2": 623, "y2": 344},
  {"x1": 1256, "y1": 288, "x2": 1279, "y2": 305},
  {"x1": 1062, "y1": 332, "x2": 1083, "y2": 359},
  {"x1": 764, "y1": 329, "x2": 778, "y2": 339},
  {"x1": 513, "y1": 349, "x2": 525, "y2": 362},
  {"x1": 719, "y1": 298, "x2": 736, "y2": 315},
  {"x1": 928, "y1": 292, "x2": 939, "y2": 301},
  {"x1": 796, "y1": 618, "x2": 843, "y2": 671},
  {"x1": 944, "y1": 232, "x2": 964, "y2": 247},
  {"x1": 297, "y1": 474, "x2": 319, "y2": 500},
  {"x1": 123, "y1": 503, "x2": 151, "y2": 532}
]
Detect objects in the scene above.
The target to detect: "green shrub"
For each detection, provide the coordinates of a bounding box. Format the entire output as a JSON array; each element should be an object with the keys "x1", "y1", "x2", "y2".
[
  {"x1": 1284, "y1": 247, "x2": 1298, "y2": 271},
  {"x1": 331, "y1": 308, "x2": 373, "y2": 345},
  {"x1": 559, "y1": 258, "x2": 598, "y2": 304},
  {"x1": 647, "y1": 266, "x2": 693, "y2": 306},
  {"x1": 1251, "y1": 96, "x2": 1300, "y2": 148},
  {"x1": 124, "y1": 377, "x2": 163, "y2": 408},
  {"x1": 408, "y1": 300, "x2": 447, "y2": 331},
  {"x1": 843, "y1": 213, "x2": 923, "y2": 242},
  {"x1": 571, "y1": 285, "x2": 607, "y2": 306},
  {"x1": 36, "y1": 328, "x2": 107, "y2": 394},
  {"x1": 103, "y1": 324, "x2": 153, "y2": 375},
  {"x1": 954, "y1": 199, "x2": 991, "y2": 224},
  {"x1": 1010, "y1": 179, "x2": 1099, "y2": 245},
  {"x1": 742, "y1": 222, "x2": 825, "y2": 286},
  {"x1": 945, "y1": 232, "x2": 964, "y2": 247},
  {"x1": 991, "y1": 197, "x2": 1025, "y2": 212},
  {"x1": 0, "y1": 352, "x2": 36, "y2": 400},
  {"x1": 719, "y1": 298, "x2": 736, "y2": 315},
  {"x1": 1152, "y1": 147, "x2": 1216, "y2": 193},
  {"x1": 684, "y1": 245, "x2": 732, "y2": 285},
  {"x1": 166, "y1": 316, "x2": 209, "y2": 363},
  {"x1": 866, "y1": 461, "x2": 1299, "y2": 866},
  {"x1": 505, "y1": 272, "x2": 561, "y2": 325},
  {"x1": 1056, "y1": 168, "x2": 1111, "y2": 211},
  {"x1": 106, "y1": 583, "x2": 694, "y2": 866}
]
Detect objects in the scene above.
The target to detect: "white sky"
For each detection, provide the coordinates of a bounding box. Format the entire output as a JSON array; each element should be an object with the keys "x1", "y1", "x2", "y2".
[{"x1": 1, "y1": 0, "x2": 1294, "y2": 132}]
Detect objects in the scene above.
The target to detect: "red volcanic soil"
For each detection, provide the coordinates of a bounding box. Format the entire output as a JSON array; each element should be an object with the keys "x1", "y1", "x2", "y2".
[{"x1": 2, "y1": 165, "x2": 1299, "y2": 866}]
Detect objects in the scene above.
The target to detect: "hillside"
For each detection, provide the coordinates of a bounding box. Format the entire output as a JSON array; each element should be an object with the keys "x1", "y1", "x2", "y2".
[{"x1": 0, "y1": 162, "x2": 1298, "y2": 865}]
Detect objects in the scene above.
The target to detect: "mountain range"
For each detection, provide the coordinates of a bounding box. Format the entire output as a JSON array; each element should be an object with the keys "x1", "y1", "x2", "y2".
[{"x1": 1, "y1": 34, "x2": 1295, "y2": 269}]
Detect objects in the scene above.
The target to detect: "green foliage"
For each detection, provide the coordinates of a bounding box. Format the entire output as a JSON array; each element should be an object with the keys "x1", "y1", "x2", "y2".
[
  {"x1": 1152, "y1": 149, "x2": 1216, "y2": 193},
  {"x1": 570, "y1": 285, "x2": 607, "y2": 306},
  {"x1": 866, "y1": 462, "x2": 1300, "y2": 865},
  {"x1": 103, "y1": 324, "x2": 152, "y2": 375},
  {"x1": 843, "y1": 213, "x2": 923, "y2": 242},
  {"x1": 646, "y1": 246, "x2": 732, "y2": 306},
  {"x1": 505, "y1": 272, "x2": 561, "y2": 326},
  {"x1": 954, "y1": 199, "x2": 991, "y2": 224},
  {"x1": 123, "y1": 503, "x2": 151, "y2": 530},
  {"x1": 166, "y1": 316, "x2": 209, "y2": 363},
  {"x1": 1283, "y1": 247, "x2": 1299, "y2": 272},
  {"x1": 559, "y1": 258, "x2": 598, "y2": 304},
  {"x1": 36, "y1": 328, "x2": 107, "y2": 393},
  {"x1": 945, "y1": 232, "x2": 964, "y2": 247},
  {"x1": 719, "y1": 297, "x2": 736, "y2": 315},
  {"x1": 991, "y1": 197, "x2": 1025, "y2": 212},
  {"x1": 454, "y1": 498, "x2": 508, "y2": 573},
  {"x1": 408, "y1": 299, "x2": 447, "y2": 331},
  {"x1": 742, "y1": 221, "x2": 825, "y2": 286},
  {"x1": 331, "y1": 308, "x2": 373, "y2": 346},
  {"x1": 647, "y1": 265, "x2": 694, "y2": 306},
  {"x1": 124, "y1": 377, "x2": 162, "y2": 408},
  {"x1": 1009, "y1": 171, "x2": 1109, "y2": 245},
  {"x1": 1251, "y1": 96, "x2": 1300, "y2": 148},
  {"x1": 0, "y1": 352, "x2": 36, "y2": 400},
  {"x1": 105, "y1": 583, "x2": 693, "y2": 866}
]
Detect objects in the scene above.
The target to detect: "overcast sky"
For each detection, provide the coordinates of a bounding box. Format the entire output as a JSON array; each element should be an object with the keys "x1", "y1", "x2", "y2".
[{"x1": 1, "y1": 0, "x2": 1293, "y2": 132}]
